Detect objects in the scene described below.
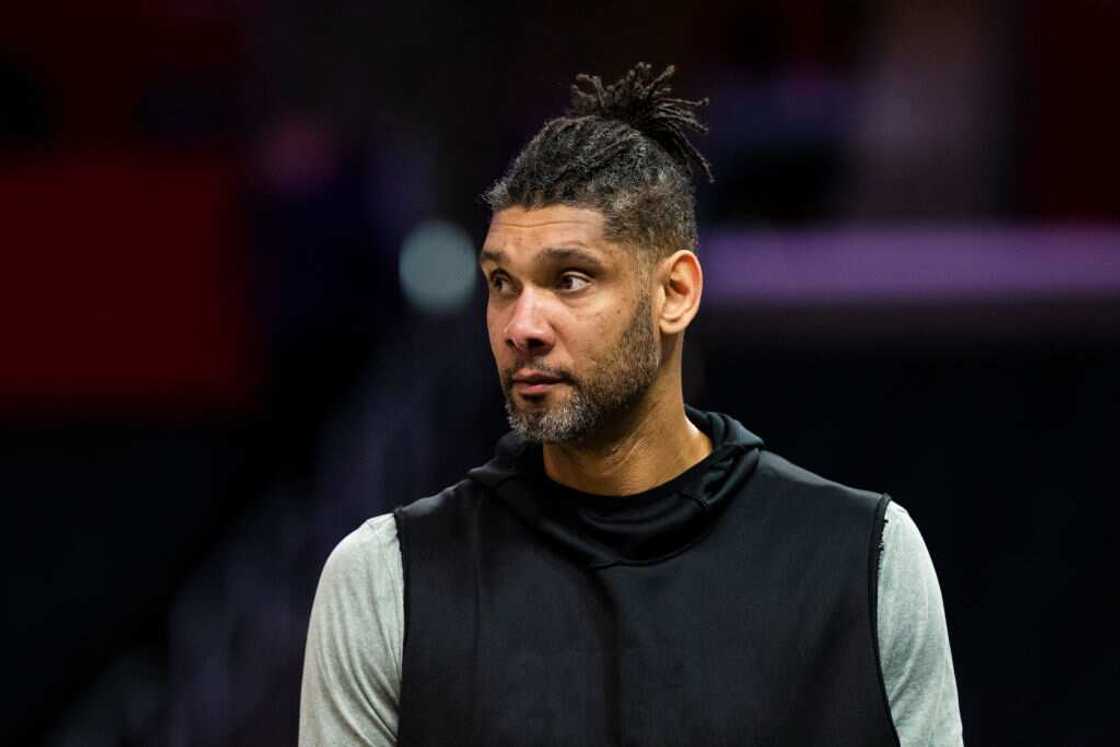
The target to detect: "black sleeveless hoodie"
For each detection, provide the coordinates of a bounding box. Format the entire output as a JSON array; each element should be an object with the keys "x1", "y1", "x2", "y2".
[{"x1": 394, "y1": 407, "x2": 898, "y2": 746}]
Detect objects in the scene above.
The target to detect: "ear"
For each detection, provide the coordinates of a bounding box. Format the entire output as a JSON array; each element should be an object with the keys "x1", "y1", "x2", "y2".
[{"x1": 654, "y1": 250, "x2": 703, "y2": 336}]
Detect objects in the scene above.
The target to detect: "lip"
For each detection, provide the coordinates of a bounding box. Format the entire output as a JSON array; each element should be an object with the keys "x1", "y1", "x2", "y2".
[
  {"x1": 513, "y1": 380, "x2": 564, "y2": 396},
  {"x1": 511, "y1": 370, "x2": 566, "y2": 396}
]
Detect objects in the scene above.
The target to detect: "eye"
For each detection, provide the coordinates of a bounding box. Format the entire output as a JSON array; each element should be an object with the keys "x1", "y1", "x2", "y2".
[
  {"x1": 488, "y1": 271, "x2": 512, "y2": 294},
  {"x1": 557, "y1": 272, "x2": 591, "y2": 293}
]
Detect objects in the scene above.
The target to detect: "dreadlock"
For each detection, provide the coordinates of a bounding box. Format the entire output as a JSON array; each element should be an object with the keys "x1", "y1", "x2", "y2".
[{"x1": 484, "y1": 62, "x2": 712, "y2": 259}]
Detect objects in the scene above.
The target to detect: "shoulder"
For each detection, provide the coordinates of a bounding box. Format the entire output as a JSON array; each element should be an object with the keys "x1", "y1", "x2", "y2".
[
  {"x1": 756, "y1": 450, "x2": 887, "y2": 517},
  {"x1": 318, "y1": 513, "x2": 402, "y2": 598},
  {"x1": 881, "y1": 503, "x2": 921, "y2": 561},
  {"x1": 757, "y1": 451, "x2": 877, "y2": 494},
  {"x1": 309, "y1": 512, "x2": 403, "y2": 660},
  {"x1": 329, "y1": 512, "x2": 400, "y2": 561},
  {"x1": 877, "y1": 502, "x2": 964, "y2": 745},
  {"x1": 310, "y1": 514, "x2": 404, "y2": 667},
  {"x1": 393, "y1": 479, "x2": 489, "y2": 541},
  {"x1": 300, "y1": 513, "x2": 404, "y2": 745},
  {"x1": 395, "y1": 479, "x2": 480, "y2": 515},
  {"x1": 879, "y1": 502, "x2": 945, "y2": 614}
]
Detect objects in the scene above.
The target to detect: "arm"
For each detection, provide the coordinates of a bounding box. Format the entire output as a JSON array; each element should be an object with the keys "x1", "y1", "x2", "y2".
[
  {"x1": 878, "y1": 502, "x2": 964, "y2": 745},
  {"x1": 299, "y1": 514, "x2": 404, "y2": 746}
]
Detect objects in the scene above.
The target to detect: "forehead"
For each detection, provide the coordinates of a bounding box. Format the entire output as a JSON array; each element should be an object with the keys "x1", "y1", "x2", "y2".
[{"x1": 482, "y1": 205, "x2": 615, "y2": 259}]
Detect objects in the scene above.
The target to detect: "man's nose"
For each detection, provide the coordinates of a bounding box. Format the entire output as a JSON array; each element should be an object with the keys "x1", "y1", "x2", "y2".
[{"x1": 504, "y1": 289, "x2": 555, "y2": 358}]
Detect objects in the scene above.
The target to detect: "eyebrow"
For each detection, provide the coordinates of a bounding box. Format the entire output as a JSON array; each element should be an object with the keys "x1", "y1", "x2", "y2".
[{"x1": 478, "y1": 246, "x2": 606, "y2": 268}]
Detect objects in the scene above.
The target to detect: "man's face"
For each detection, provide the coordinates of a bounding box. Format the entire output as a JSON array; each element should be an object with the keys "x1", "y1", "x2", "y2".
[{"x1": 480, "y1": 205, "x2": 661, "y2": 444}]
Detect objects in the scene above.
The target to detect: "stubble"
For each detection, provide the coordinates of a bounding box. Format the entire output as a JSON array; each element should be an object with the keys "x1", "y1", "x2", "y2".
[{"x1": 503, "y1": 292, "x2": 660, "y2": 444}]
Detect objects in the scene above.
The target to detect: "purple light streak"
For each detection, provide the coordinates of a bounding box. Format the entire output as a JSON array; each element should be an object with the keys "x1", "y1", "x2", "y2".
[{"x1": 702, "y1": 227, "x2": 1120, "y2": 307}]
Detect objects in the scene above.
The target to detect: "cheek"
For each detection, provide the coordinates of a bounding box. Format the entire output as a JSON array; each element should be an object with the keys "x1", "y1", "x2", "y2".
[
  {"x1": 569, "y1": 316, "x2": 618, "y2": 369},
  {"x1": 486, "y1": 307, "x2": 509, "y2": 360}
]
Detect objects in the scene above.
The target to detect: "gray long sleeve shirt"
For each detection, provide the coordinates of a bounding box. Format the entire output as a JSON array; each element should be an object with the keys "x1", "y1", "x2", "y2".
[{"x1": 299, "y1": 502, "x2": 963, "y2": 746}]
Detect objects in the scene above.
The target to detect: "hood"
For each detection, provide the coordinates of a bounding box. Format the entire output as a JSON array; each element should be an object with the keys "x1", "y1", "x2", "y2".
[{"x1": 467, "y1": 406, "x2": 764, "y2": 568}]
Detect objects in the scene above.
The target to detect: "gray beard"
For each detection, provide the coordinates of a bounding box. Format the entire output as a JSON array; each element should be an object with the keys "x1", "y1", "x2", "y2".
[{"x1": 502, "y1": 293, "x2": 660, "y2": 444}]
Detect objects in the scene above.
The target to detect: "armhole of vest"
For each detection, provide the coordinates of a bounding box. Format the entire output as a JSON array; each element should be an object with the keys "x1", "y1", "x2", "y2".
[
  {"x1": 868, "y1": 493, "x2": 902, "y2": 746},
  {"x1": 391, "y1": 507, "x2": 414, "y2": 742},
  {"x1": 392, "y1": 508, "x2": 410, "y2": 656}
]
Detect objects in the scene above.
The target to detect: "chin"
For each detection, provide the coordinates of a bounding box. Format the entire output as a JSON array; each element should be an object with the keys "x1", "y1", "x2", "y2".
[{"x1": 514, "y1": 395, "x2": 556, "y2": 415}]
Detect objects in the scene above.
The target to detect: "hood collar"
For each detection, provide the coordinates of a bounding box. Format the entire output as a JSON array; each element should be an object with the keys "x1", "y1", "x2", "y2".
[{"x1": 467, "y1": 407, "x2": 764, "y2": 568}]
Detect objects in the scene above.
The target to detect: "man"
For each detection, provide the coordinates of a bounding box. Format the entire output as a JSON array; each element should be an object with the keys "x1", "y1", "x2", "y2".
[{"x1": 300, "y1": 63, "x2": 962, "y2": 745}]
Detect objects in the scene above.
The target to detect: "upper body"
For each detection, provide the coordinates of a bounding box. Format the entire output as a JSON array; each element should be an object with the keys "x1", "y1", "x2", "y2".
[
  {"x1": 300, "y1": 471, "x2": 963, "y2": 746},
  {"x1": 300, "y1": 63, "x2": 962, "y2": 744}
]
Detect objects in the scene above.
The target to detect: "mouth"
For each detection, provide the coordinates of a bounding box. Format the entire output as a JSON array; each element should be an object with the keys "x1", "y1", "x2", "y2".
[{"x1": 510, "y1": 370, "x2": 568, "y2": 397}]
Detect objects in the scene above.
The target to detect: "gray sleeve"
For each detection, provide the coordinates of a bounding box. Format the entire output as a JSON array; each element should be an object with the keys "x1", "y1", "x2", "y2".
[
  {"x1": 878, "y1": 502, "x2": 964, "y2": 746},
  {"x1": 299, "y1": 513, "x2": 404, "y2": 747}
]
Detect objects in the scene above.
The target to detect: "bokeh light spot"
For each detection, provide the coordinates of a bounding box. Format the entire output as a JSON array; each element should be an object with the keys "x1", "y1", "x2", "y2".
[{"x1": 398, "y1": 220, "x2": 477, "y2": 313}]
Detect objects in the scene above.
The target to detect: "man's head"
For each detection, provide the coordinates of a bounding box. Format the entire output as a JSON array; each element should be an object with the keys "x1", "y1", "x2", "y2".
[{"x1": 480, "y1": 64, "x2": 712, "y2": 444}]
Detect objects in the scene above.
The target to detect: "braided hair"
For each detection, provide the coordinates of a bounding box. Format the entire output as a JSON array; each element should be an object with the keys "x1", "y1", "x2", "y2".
[{"x1": 484, "y1": 63, "x2": 711, "y2": 259}]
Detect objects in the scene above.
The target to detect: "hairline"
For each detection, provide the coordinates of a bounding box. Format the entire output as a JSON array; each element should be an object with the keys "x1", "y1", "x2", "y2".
[{"x1": 487, "y1": 197, "x2": 683, "y2": 269}]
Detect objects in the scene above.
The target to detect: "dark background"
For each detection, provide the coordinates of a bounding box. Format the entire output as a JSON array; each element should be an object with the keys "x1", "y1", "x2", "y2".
[{"x1": 3, "y1": 1, "x2": 1118, "y2": 744}]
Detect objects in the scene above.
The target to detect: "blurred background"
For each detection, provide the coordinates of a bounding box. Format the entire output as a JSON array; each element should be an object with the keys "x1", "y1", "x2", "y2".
[{"x1": 3, "y1": 1, "x2": 1118, "y2": 744}]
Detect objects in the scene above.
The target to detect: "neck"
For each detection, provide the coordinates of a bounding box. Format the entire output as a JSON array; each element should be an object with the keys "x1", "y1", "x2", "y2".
[{"x1": 541, "y1": 377, "x2": 712, "y2": 496}]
